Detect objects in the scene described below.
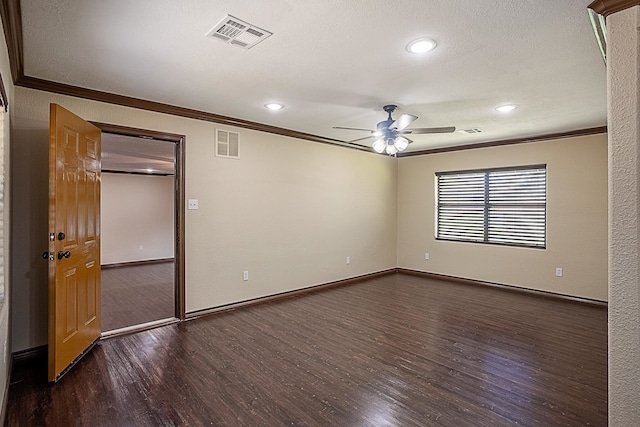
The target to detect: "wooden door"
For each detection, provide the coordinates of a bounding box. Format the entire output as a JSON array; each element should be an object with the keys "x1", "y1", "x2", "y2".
[{"x1": 48, "y1": 104, "x2": 102, "y2": 382}]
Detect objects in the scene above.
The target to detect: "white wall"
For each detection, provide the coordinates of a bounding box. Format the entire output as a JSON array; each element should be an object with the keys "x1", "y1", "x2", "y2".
[
  {"x1": 0, "y1": 12, "x2": 13, "y2": 418},
  {"x1": 397, "y1": 133, "x2": 608, "y2": 301},
  {"x1": 10, "y1": 87, "x2": 398, "y2": 351},
  {"x1": 607, "y1": 6, "x2": 640, "y2": 425},
  {"x1": 101, "y1": 173, "x2": 174, "y2": 265}
]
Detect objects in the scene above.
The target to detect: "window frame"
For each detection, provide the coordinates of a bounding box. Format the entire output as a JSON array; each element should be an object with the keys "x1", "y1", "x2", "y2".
[{"x1": 435, "y1": 164, "x2": 547, "y2": 249}]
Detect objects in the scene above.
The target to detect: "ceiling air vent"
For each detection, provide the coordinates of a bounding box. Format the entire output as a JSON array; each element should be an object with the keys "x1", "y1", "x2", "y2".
[
  {"x1": 206, "y1": 15, "x2": 272, "y2": 49},
  {"x1": 216, "y1": 130, "x2": 239, "y2": 159}
]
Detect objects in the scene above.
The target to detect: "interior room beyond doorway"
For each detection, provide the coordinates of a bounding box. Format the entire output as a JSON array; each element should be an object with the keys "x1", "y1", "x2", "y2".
[{"x1": 100, "y1": 132, "x2": 177, "y2": 332}]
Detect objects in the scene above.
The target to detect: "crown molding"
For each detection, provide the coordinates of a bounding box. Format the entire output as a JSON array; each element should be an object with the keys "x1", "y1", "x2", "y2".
[
  {"x1": 17, "y1": 75, "x2": 367, "y2": 150},
  {"x1": 397, "y1": 127, "x2": 607, "y2": 157},
  {"x1": 589, "y1": 0, "x2": 640, "y2": 16}
]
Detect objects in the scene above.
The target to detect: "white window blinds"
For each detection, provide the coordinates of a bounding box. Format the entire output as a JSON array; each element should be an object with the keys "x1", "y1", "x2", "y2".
[{"x1": 436, "y1": 165, "x2": 546, "y2": 248}]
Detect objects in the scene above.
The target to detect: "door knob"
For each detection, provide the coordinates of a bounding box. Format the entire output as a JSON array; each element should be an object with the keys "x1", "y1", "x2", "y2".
[
  {"x1": 57, "y1": 251, "x2": 71, "y2": 260},
  {"x1": 58, "y1": 232, "x2": 65, "y2": 241}
]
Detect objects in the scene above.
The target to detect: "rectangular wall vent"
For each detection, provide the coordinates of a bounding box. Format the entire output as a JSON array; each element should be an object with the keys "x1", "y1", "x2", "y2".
[
  {"x1": 216, "y1": 130, "x2": 240, "y2": 159},
  {"x1": 206, "y1": 15, "x2": 272, "y2": 49}
]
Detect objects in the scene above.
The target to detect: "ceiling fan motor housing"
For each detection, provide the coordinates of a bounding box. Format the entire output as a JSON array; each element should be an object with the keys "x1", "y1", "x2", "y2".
[
  {"x1": 382, "y1": 104, "x2": 398, "y2": 114},
  {"x1": 377, "y1": 119, "x2": 394, "y2": 130}
]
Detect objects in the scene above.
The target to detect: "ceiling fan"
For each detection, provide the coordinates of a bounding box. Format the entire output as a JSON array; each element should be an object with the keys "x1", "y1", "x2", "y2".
[{"x1": 333, "y1": 105, "x2": 455, "y2": 155}]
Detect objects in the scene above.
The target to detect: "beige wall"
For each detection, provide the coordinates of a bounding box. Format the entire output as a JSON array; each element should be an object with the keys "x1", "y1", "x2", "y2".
[
  {"x1": 0, "y1": 13, "x2": 13, "y2": 418},
  {"x1": 10, "y1": 86, "x2": 398, "y2": 350},
  {"x1": 101, "y1": 173, "x2": 174, "y2": 265},
  {"x1": 397, "y1": 133, "x2": 608, "y2": 301},
  {"x1": 185, "y1": 119, "x2": 397, "y2": 311}
]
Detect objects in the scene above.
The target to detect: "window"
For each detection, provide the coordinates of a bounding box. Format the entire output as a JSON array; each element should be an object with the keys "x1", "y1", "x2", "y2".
[{"x1": 436, "y1": 165, "x2": 546, "y2": 248}]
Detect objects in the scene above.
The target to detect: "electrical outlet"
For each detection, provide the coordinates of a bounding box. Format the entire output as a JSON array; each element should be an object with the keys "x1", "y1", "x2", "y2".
[
  {"x1": 555, "y1": 268, "x2": 563, "y2": 277},
  {"x1": 346, "y1": 256, "x2": 351, "y2": 265},
  {"x1": 425, "y1": 252, "x2": 430, "y2": 260},
  {"x1": 243, "y1": 271, "x2": 249, "y2": 281},
  {"x1": 188, "y1": 199, "x2": 199, "y2": 210}
]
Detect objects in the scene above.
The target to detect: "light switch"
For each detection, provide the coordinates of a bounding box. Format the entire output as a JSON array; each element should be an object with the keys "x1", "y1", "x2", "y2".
[{"x1": 188, "y1": 199, "x2": 199, "y2": 210}]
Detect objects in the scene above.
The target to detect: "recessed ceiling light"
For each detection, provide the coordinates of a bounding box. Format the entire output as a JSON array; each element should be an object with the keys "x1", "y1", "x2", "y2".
[
  {"x1": 407, "y1": 38, "x2": 437, "y2": 54},
  {"x1": 496, "y1": 104, "x2": 517, "y2": 113},
  {"x1": 264, "y1": 103, "x2": 284, "y2": 111}
]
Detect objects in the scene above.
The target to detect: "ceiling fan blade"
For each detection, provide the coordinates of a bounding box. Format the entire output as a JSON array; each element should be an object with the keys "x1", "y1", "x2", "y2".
[
  {"x1": 406, "y1": 126, "x2": 456, "y2": 134},
  {"x1": 348, "y1": 135, "x2": 376, "y2": 143},
  {"x1": 391, "y1": 114, "x2": 418, "y2": 130},
  {"x1": 333, "y1": 126, "x2": 374, "y2": 132}
]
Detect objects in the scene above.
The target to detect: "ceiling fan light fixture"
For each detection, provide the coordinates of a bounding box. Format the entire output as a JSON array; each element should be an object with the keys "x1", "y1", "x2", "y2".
[
  {"x1": 407, "y1": 38, "x2": 437, "y2": 54},
  {"x1": 264, "y1": 102, "x2": 284, "y2": 111},
  {"x1": 372, "y1": 139, "x2": 386, "y2": 153},
  {"x1": 496, "y1": 104, "x2": 517, "y2": 113},
  {"x1": 385, "y1": 143, "x2": 398, "y2": 155},
  {"x1": 394, "y1": 136, "x2": 409, "y2": 151}
]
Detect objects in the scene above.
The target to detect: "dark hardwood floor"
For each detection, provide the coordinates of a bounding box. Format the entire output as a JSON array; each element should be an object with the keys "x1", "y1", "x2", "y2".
[
  {"x1": 7, "y1": 273, "x2": 607, "y2": 426},
  {"x1": 101, "y1": 261, "x2": 175, "y2": 331}
]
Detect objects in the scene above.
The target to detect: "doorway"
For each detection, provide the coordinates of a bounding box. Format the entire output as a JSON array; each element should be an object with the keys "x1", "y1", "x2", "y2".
[{"x1": 94, "y1": 123, "x2": 185, "y2": 334}]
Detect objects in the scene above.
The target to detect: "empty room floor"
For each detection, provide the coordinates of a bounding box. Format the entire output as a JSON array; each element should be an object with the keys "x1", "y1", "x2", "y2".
[
  {"x1": 101, "y1": 261, "x2": 175, "y2": 331},
  {"x1": 7, "y1": 273, "x2": 607, "y2": 426}
]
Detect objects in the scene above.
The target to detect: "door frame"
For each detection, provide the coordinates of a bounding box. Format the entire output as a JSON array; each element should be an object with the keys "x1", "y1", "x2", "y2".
[{"x1": 92, "y1": 122, "x2": 186, "y2": 323}]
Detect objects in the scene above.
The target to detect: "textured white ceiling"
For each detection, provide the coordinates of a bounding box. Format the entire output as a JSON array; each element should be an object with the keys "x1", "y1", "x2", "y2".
[{"x1": 21, "y1": 0, "x2": 606, "y2": 153}]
